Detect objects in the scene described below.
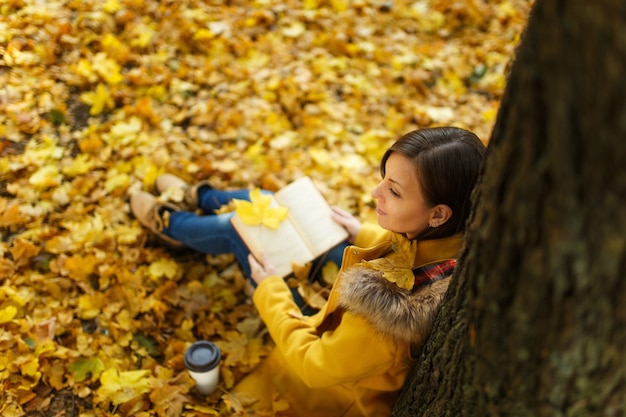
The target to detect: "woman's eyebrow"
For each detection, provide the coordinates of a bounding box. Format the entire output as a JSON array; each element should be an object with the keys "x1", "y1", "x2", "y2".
[{"x1": 388, "y1": 177, "x2": 407, "y2": 191}]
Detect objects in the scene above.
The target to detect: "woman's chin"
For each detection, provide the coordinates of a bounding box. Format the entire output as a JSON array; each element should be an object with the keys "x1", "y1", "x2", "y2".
[{"x1": 376, "y1": 217, "x2": 390, "y2": 231}]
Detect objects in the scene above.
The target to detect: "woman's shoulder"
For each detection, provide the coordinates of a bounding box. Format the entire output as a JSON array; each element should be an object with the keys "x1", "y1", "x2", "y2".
[{"x1": 336, "y1": 264, "x2": 451, "y2": 345}]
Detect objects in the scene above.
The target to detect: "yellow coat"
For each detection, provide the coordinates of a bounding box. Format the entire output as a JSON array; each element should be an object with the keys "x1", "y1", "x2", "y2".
[{"x1": 234, "y1": 224, "x2": 462, "y2": 417}]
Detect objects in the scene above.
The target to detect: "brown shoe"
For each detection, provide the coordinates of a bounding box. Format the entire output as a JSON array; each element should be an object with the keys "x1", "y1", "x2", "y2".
[
  {"x1": 154, "y1": 174, "x2": 213, "y2": 209},
  {"x1": 130, "y1": 191, "x2": 184, "y2": 248}
]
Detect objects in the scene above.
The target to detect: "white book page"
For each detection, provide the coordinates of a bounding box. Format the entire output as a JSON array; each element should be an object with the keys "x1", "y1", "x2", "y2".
[
  {"x1": 275, "y1": 177, "x2": 349, "y2": 258},
  {"x1": 230, "y1": 197, "x2": 315, "y2": 277},
  {"x1": 252, "y1": 219, "x2": 316, "y2": 277}
]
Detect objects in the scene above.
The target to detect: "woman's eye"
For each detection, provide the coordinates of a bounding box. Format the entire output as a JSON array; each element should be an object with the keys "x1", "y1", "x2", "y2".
[{"x1": 389, "y1": 187, "x2": 400, "y2": 197}]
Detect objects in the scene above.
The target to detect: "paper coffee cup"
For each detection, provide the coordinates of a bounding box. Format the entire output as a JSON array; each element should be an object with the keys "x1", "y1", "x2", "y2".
[{"x1": 184, "y1": 341, "x2": 221, "y2": 395}]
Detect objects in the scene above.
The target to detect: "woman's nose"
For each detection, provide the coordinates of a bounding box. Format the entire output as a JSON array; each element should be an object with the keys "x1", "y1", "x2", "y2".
[{"x1": 371, "y1": 182, "x2": 382, "y2": 200}]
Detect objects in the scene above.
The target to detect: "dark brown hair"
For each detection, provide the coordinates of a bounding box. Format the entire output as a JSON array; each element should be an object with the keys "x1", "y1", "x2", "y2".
[{"x1": 380, "y1": 127, "x2": 486, "y2": 240}]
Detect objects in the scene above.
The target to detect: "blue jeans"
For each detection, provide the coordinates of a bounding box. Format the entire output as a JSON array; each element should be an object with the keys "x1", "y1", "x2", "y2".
[
  {"x1": 164, "y1": 188, "x2": 256, "y2": 276},
  {"x1": 163, "y1": 188, "x2": 347, "y2": 309}
]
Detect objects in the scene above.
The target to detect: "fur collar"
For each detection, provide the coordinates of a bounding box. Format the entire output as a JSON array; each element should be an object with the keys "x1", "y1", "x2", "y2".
[{"x1": 337, "y1": 265, "x2": 450, "y2": 346}]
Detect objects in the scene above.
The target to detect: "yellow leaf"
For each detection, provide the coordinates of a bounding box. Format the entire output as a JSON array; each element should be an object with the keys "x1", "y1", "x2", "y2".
[
  {"x1": 34, "y1": 339, "x2": 57, "y2": 357},
  {"x1": 75, "y1": 58, "x2": 98, "y2": 83},
  {"x1": 292, "y1": 262, "x2": 312, "y2": 282},
  {"x1": 482, "y1": 107, "x2": 498, "y2": 123},
  {"x1": 115, "y1": 309, "x2": 133, "y2": 331},
  {"x1": 0, "y1": 200, "x2": 29, "y2": 227},
  {"x1": 97, "y1": 368, "x2": 152, "y2": 405},
  {"x1": 80, "y1": 83, "x2": 115, "y2": 116},
  {"x1": 23, "y1": 135, "x2": 63, "y2": 165},
  {"x1": 61, "y1": 213, "x2": 105, "y2": 247},
  {"x1": 104, "y1": 173, "x2": 130, "y2": 193},
  {"x1": 62, "y1": 153, "x2": 94, "y2": 177},
  {"x1": 173, "y1": 317, "x2": 194, "y2": 341},
  {"x1": 102, "y1": 0, "x2": 122, "y2": 13},
  {"x1": 114, "y1": 224, "x2": 143, "y2": 245},
  {"x1": 183, "y1": 404, "x2": 219, "y2": 415},
  {"x1": 19, "y1": 357, "x2": 40, "y2": 378},
  {"x1": 130, "y1": 22, "x2": 155, "y2": 48},
  {"x1": 104, "y1": 117, "x2": 143, "y2": 146},
  {"x1": 389, "y1": 236, "x2": 417, "y2": 266},
  {"x1": 9, "y1": 237, "x2": 40, "y2": 268},
  {"x1": 321, "y1": 260, "x2": 339, "y2": 286},
  {"x1": 148, "y1": 259, "x2": 180, "y2": 280},
  {"x1": 362, "y1": 235, "x2": 417, "y2": 290},
  {"x1": 382, "y1": 268, "x2": 415, "y2": 291},
  {"x1": 64, "y1": 254, "x2": 98, "y2": 280},
  {"x1": 309, "y1": 147, "x2": 332, "y2": 167},
  {"x1": 357, "y1": 129, "x2": 394, "y2": 164},
  {"x1": 214, "y1": 331, "x2": 254, "y2": 367},
  {"x1": 363, "y1": 258, "x2": 415, "y2": 290},
  {"x1": 297, "y1": 283, "x2": 327, "y2": 310},
  {"x1": 410, "y1": 3, "x2": 446, "y2": 32},
  {"x1": 281, "y1": 21, "x2": 306, "y2": 38},
  {"x1": 193, "y1": 28, "x2": 216, "y2": 41},
  {"x1": 233, "y1": 188, "x2": 288, "y2": 229},
  {"x1": 146, "y1": 85, "x2": 167, "y2": 100},
  {"x1": 0, "y1": 305, "x2": 17, "y2": 324},
  {"x1": 0, "y1": 286, "x2": 27, "y2": 306},
  {"x1": 244, "y1": 140, "x2": 265, "y2": 166},
  {"x1": 329, "y1": 0, "x2": 348, "y2": 12},
  {"x1": 101, "y1": 33, "x2": 131, "y2": 63},
  {"x1": 29, "y1": 165, "x2": 61, "y2": 188},
  {"x1": 77, "y1": 294, "x2": 102, "y2": 320},
  {"x1": 78, "y1": 135, "x2": 104, "y2": 153},
  {"x1": 92, "y1": 52, "x2": 123, "y2": 85},
  {"x1": 139, "y1": 163, "x2": 161, "y2": 190},
  {"x1": 436, "y1": 71, "x2": 467, "y2": 96},
  {"x1": 44, "y1": 235, "x2": 74, "y2": 254},
  {"x1": 222, "y1": 391, "x2": 258, "y2": 414}
]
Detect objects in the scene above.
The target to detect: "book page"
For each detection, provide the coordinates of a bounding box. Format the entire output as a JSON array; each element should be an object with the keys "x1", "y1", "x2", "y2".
[
  {"x1": 275, "y1": 177, "x2": 349, "y2": 258},
  {"x1": 230, "y1": 197, "x2": 316, "y2": 277}
]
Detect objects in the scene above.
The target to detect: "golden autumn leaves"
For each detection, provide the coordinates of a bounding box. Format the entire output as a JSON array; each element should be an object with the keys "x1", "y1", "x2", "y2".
[{"x1": 1, "y1": 0, "x2": 533, "y2": 415}]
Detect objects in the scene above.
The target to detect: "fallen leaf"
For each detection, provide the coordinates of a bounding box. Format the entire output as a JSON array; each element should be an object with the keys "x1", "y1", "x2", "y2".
[{"x1": 96, "y1": 368, "x2": 152, "y2": 405}]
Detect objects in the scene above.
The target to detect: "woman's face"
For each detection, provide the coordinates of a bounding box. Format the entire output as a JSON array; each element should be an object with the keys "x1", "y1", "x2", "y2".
[{"x1": 371, "y1": 152, "x2": 435, "y2": 239}]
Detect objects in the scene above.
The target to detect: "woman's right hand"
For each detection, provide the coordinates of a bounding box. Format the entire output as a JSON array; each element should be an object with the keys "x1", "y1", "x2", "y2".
[{"x1": 331, "y1": 206, "x2": 362, "y2": 243}]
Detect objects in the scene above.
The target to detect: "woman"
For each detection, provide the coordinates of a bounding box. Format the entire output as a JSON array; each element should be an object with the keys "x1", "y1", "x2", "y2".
[{"x1": 131, "y1": 126, "x2": 485, "y2": 416}]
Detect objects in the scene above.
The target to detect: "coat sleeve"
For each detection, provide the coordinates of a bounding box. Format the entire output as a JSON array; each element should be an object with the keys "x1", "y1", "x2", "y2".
[{"x1": 253, "y1": 275, "x2": 399, "y2": 389}]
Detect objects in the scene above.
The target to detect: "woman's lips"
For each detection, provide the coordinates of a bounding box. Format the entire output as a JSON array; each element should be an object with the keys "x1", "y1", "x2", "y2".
[{"x1": 376, "y1": 206, "x2": 386, "y2": 216}]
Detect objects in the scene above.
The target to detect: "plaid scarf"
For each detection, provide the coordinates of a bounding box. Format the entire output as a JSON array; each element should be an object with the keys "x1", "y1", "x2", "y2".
[{"x1": 412, "y1": 259, "x2": 456, "y2": 290}]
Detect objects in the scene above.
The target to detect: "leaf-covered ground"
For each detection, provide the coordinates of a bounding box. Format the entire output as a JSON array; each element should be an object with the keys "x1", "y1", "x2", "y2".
[{"x1": 1, "y1": 0, "x2": 532, "y2": 415}]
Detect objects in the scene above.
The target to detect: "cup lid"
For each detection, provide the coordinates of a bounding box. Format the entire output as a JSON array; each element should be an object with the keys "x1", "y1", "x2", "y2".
[{"x1": 184, "y1": 341, "x2": 221, "y2": 372}]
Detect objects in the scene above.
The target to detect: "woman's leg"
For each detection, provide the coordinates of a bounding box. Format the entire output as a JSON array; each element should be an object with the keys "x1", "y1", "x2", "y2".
[
  {"x1": 163, "y1": 188, "x2": 271, "y2": 280},
  {"x1": 164, "y1": 210, "x2": 253, "y2": 277},
  {"x1": 196, "y1": 188, "x2": 254, "y2": 213}
]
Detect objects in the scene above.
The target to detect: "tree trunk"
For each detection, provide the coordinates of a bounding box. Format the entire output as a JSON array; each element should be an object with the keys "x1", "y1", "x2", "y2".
[{"x1": 393, "y1": 0, "x2": 626, "y2": 415}]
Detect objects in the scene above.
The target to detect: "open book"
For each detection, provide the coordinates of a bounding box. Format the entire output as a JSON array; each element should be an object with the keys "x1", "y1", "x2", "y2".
[{"x1": 230, "y1": 176, "x2": 349, "y2": 277}]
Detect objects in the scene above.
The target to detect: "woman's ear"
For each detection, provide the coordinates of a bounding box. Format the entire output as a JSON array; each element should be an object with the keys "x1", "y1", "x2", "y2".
[{"x1": 428, "y1": 204, "x2": 452, "y2": 228}]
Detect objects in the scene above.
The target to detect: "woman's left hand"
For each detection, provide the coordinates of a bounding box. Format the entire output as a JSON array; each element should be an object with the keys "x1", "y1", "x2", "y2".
[{"x1": 248, "y1": 252, "x2": 277, "y2": 285}]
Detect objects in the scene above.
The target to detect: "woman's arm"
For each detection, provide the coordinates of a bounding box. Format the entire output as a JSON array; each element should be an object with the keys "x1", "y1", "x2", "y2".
[{"x1": 251, "y1": 275, "x2": 399, "y2": 388}]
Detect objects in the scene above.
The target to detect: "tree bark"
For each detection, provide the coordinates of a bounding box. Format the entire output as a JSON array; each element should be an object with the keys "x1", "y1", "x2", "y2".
[{"x1": 393, "y1": 0, "x2": 626, "y2": 415}]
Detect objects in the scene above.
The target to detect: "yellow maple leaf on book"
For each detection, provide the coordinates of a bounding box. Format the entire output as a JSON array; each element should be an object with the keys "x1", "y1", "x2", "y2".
[{"x1": 233, "y1": 188, "x2": 288, "y2": 229}]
